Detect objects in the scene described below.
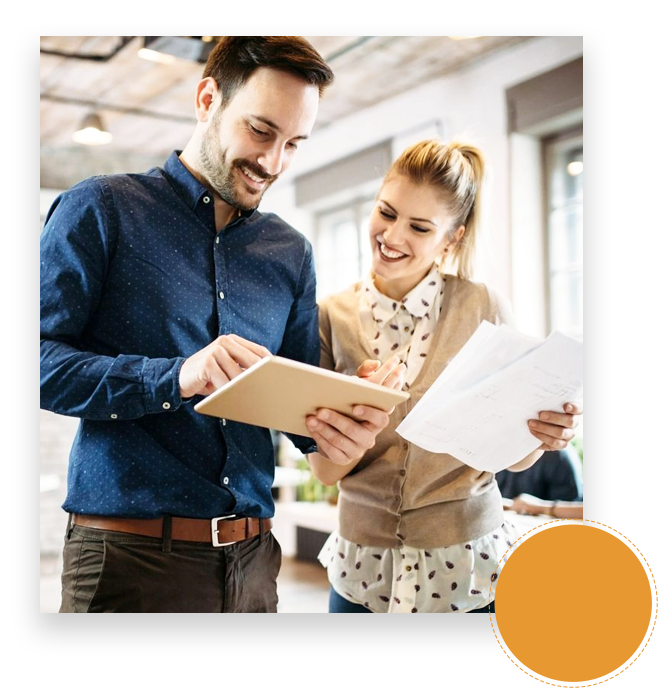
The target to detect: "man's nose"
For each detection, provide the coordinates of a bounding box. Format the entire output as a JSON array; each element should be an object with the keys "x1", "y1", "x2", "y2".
[{"x1": 258, "y1": 142, "x2": 286, "y2": 177}]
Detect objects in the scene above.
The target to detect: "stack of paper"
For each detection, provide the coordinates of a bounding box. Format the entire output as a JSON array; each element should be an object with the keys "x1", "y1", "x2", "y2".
[{"x1": 396, "y1": 321, "x2": 583, "y2": 472}]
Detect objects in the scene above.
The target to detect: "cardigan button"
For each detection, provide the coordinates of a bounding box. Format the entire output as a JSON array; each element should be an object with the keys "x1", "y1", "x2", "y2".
[
  {"x1": 399, "y1": 469, "x2": 406, "y2": 476},
  {"x1": 403, "y1": 443, "x2": 409, "y2": 450}
]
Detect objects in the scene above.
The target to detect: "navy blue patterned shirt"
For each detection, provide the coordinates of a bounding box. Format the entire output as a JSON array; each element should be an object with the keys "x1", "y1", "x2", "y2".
[{"x1": 40, "y1": 151, "x2": 319, "y2": 519}]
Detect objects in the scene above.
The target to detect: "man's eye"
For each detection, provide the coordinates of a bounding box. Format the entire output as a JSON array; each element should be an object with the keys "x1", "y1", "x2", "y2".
[
  {"x1": 250, "y1": 125, "x2": 267, "y2": 136},
  {"x1": 286, "y1": 141, "x2": 298, "y2": 150}
]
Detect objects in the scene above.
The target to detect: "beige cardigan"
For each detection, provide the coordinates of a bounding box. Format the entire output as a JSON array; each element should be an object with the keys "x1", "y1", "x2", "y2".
[{"x1": 319, "y1": 275, "x2": 515, "y2": 549}]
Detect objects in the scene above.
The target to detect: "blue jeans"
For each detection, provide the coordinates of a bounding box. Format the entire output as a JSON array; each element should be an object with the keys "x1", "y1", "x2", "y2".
[{"x1": 329, "y1": 585, "x2": 495, "y2": 613}]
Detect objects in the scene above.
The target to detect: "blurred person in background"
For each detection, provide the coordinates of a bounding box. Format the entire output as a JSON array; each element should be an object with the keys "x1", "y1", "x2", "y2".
[{"x1": 497, "y1": 445, "x2": 582, "y2": 502}]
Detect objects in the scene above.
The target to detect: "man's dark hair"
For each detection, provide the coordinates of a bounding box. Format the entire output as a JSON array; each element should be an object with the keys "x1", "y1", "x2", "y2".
[{"x1": 203, "y1": 36, "x2": 334, "y2": 106}]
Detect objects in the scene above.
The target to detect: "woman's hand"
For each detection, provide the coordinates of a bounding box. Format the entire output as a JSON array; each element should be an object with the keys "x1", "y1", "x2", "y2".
[
  {"x1": 306, "y1": 405, "x2": 390, "y2": 466},
  {"x1": 304, "y1": 356, "x2": 407, "y2": 471},
  {"x1": 528, "y1": 402, "x2": 582, "y2": 451},
  {"x1": 356, "y1": 356, "x2": 406, "y2": 390}
]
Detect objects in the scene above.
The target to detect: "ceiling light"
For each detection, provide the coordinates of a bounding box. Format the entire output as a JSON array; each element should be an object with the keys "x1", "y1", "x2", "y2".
[
  {"x1": 72, "y1": 112, "x2": 113, "y2": 146},
  {"x1": 567, "y1": 161, "x2": 583, "y2": 176},
  {"x1": 137, "y1": 47, "x2": 176, "y2": 64},
  {"x1": 139, "y1": 37, "x2": 216, "y2": 64}
]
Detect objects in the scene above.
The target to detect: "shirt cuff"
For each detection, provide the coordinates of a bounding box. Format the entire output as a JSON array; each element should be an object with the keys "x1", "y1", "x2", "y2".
[
  {"x1": 142, "y1": 356, "x2": 186, "y2": 415},
  {"x1": 284, "y1": 432, "x2": 318, "y2": 455}
]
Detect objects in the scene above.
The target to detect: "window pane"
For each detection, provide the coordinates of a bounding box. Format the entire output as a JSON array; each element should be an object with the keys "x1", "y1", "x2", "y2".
[
  {"x1": 545, "y1": 133, "x2": 583, "y2": 340},
  {"x1": 314, "y1": 210, "x2": 361, "y2": 299}
]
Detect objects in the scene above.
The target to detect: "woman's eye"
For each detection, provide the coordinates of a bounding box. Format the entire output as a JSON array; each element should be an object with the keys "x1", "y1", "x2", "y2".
[
  {"x1": 378, "y1": 208, "x2": 428, "y2": 232},
  {"x1": 250, "y1": 125, "x2": 267, "y2": 136}
]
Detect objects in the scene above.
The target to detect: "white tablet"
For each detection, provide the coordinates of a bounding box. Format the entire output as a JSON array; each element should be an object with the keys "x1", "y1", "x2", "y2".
[{"x1": 194, "y1": 355, "x2": 409, "y2": 437}]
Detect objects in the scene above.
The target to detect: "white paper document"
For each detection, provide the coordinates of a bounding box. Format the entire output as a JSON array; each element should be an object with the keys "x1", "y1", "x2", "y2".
[{"x1": 396, "y1": 322, "x2": 583, "y2": 472}]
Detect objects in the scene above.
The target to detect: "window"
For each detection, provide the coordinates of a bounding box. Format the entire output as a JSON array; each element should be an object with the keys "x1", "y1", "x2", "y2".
[
  {"x1": 313, "y1": 197, "x2": 375, "y2": 300},
  {"x1": 544, "y1": 129, "x2": 583, "y2": 339}
]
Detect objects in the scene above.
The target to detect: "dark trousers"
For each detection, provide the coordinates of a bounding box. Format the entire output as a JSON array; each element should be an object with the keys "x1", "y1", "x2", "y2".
[
  {"x1": 59, "y1": 522, "x2": 282, "y2": 613},
  {"x1": 328, "y1": 585, "x2": 495, "y2": 613}
]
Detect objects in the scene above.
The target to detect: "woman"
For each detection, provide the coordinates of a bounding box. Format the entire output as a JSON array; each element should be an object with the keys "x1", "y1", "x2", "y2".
[{"x1": 305, "y1": 139, "x2": 581, "y2": 613}]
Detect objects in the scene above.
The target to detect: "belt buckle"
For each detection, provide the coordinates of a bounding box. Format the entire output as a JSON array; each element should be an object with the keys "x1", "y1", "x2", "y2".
[{"x1": 211, "y1": 515, "x2": 238, "y2": 547}]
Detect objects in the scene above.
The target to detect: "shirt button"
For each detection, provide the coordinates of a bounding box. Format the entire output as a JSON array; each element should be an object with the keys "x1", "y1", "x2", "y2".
[
  {"x1": 218, "y1": 290, "x2": 225, "y2": 299},
  {"x1": 203, "y1": 196, "x2": 211, "y2": 204},
  {"x1": 215, "y1": 236, "x2": 219, "y2": 244},
  {"x1": 110, "y1": 414, "x2": 118, "y2": 420},
  {"x1": 223, "y1": 477, "x2": 229, "y2": 485},
  {"x1": 222, "y1": 418, "x2": 227, "y2": 426},
  {"x1": 162, "y1": 402, "x2": 171, "y2": 410}
]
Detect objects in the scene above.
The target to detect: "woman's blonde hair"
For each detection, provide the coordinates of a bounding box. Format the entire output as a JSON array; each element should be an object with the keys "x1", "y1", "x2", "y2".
[{"x1": 383, "y1": 138, "x2": 487, "y2": 280}]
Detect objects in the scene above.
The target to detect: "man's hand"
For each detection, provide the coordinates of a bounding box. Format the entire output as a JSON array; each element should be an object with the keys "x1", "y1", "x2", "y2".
[
  {"x1": 510, "y1": 493, "x2": 551, "y2": 516},
  {"x1": 179, "y1": 334, "x2": 270, "y2": 398},
  {"x1": 306, "y1": 405, "x2": 390, "y2": 466}
]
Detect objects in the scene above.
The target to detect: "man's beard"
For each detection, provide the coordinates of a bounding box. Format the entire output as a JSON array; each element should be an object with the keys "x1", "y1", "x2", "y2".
[{"x1": 198, "y1": 115, "x2": 277, "y2": 211}]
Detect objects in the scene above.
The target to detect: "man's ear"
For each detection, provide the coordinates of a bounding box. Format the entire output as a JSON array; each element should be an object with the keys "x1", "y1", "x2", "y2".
[{"x1": 195, "y1": 77, "x2": 222, "y2": 123}]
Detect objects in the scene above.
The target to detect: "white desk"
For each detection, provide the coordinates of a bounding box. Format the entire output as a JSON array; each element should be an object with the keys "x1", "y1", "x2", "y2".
[
  {"x1": 505, "y1": 511, "x2": 583, "y2": 544},
  {"x1": 272, "y1": 501, "x2": 338, "y2": 557}
]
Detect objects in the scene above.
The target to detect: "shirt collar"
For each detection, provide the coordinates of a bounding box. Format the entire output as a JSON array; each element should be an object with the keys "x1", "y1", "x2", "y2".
[
  {"x1": 363, "y1": 275, "x2": 399, "y2": 326},
  {"x1": 162, "y1": 150, "x2": 256, "y2": 219},
  {"x1": 401, "y1": 264, "x2": 443, "y2": 318},
  {"x1": 364, "y1": 263, "x2": 443, "y2": 323}
]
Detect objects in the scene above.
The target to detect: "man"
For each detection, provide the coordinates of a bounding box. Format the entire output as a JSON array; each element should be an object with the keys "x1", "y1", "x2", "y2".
[
  {"x1": 497, "y1": 446, "x2": 583, "y2": 502},
  {"x1": 41, "y1": 36, "x2": 395, "y2": 613}
]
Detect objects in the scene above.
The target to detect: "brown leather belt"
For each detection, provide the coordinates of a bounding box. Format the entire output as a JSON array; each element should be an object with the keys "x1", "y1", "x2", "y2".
[{"x1": 72, "y1": 513, "x2": 272, "y2": 546}]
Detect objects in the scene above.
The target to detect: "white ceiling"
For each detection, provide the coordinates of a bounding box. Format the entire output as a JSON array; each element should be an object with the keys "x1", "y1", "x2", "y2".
[{"x1": 40, "y1": 36, "x2": 534, "y2": 188}]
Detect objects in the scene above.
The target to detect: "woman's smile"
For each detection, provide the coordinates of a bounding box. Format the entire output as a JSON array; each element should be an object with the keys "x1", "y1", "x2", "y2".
[{"x1": 376, "y1": 237, "x2": 409, "y2": 261}]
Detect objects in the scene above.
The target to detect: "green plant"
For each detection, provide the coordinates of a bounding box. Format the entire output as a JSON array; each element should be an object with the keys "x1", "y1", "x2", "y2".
[{"x1": 295, "y1": 459, "x2": 339, "y2": 504}]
